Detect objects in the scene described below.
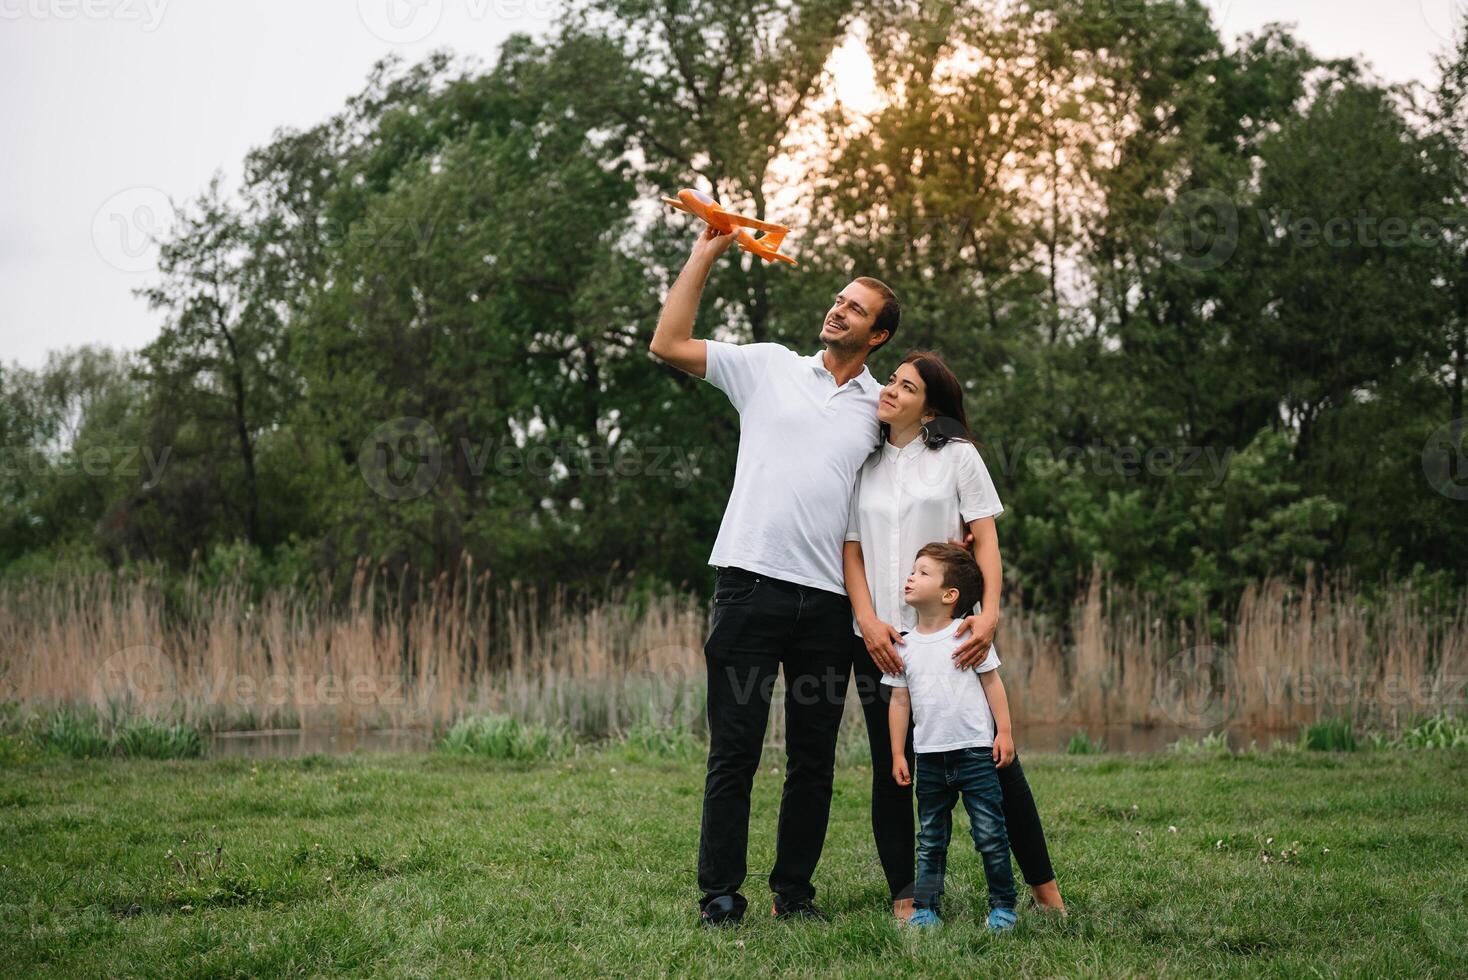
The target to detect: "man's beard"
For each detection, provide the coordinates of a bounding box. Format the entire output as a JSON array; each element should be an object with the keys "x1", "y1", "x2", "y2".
[{"x1": 823, "y1": 324, "x2": 866, "y2": 356}]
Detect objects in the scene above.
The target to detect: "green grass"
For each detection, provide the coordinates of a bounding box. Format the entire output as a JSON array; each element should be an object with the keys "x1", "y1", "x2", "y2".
[{"x1": 2, "y1": 746, "x2": 1465, "y2": 976}]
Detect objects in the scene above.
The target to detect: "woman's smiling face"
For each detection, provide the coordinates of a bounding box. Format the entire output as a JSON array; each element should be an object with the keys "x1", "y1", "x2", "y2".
[{"x1": 878, "y1": 361, "x2": 932, "y2": 428}]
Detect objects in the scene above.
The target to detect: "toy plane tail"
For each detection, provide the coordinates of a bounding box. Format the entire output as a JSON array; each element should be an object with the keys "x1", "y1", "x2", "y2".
[
  {"x1": 737, "y1": 228, "x2": 797, "y2": 265},
  {"x1": 754, "y1": 227, "x2": 786, "y2": 250}
]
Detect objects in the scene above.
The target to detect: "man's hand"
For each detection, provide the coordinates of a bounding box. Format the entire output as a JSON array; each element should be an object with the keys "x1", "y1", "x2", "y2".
[
  {"x1": 892, "y1": 756, "x2": 912, "y2": 787},
  {"x1": 690, "y1": 225, "x2": 736, "y2": 264},
  {"x1": 951, "y1": 610, "x2": 998, "y2": 669},
  {"x1": 859, "y1": 616, "x2": 906, "y2": 675},
  {"x1": 992, "y1": 730, "x2": 1015, "y2": 768}
]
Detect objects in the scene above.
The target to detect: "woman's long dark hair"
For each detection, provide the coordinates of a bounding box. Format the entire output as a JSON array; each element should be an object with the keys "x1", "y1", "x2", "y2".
[{"x1": 876, "y1": 349, "x2": 982, "y2": 452}]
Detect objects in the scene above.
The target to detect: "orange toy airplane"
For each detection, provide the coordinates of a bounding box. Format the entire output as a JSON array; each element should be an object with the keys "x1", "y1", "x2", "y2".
[{"x1": 661, "y1": 188, "x2": 797, "y2": 265}]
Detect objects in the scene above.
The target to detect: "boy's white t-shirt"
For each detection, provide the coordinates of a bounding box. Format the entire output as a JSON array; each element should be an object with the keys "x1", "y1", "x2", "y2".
[{"x1": 880, "y1": 618, "x2": 1001, "y2": 753}]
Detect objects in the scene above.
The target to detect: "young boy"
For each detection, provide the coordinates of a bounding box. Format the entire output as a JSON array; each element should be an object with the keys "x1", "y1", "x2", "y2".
[{"x1": 884, "y1": 543, "x2": 1018, "y2": 932}]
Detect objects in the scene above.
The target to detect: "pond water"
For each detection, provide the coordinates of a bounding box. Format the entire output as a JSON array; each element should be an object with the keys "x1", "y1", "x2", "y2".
[
  {"x1": 205, "y1": 722, "x2": 1291, "y2": 759},
  {"x1": 206, "y1": 728, "x2": 436, "y2": 758},
  {"x1": 1008, "y1": 722, "x2": 1292, "y2": 754}
]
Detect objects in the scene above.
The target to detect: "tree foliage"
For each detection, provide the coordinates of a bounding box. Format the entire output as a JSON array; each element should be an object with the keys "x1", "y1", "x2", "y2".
[{"x1": 4, "y1": 0, "x2": 1465, "y2": 618}]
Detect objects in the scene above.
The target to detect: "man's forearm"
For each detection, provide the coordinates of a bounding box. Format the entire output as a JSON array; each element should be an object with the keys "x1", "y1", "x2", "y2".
[{"x1": 651, "y1": 253, "x2": 716, "y2": 354}]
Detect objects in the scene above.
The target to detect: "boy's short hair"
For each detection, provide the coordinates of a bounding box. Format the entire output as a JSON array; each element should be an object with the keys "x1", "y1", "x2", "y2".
[{"x1": 916, "y1": 542, "x2": 983, "y2": 617}]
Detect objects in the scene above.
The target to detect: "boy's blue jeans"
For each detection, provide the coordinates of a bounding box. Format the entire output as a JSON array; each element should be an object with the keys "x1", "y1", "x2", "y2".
[{"x1": 913, "y1": 746, "x2": 1018, "y2": 914}]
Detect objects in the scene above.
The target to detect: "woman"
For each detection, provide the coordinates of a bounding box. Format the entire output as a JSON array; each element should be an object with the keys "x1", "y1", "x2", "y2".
[{"x1": 843, "y1": 349, "x2": 1066, "y2": 922}]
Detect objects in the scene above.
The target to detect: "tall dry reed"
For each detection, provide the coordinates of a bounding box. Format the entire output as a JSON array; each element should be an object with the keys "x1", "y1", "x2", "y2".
[{"x1": 1, "y1": 560, "x2": 1462, "y2": 740}]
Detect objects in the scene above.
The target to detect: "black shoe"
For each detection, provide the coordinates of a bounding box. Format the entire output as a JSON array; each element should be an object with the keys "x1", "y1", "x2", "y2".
[
  {"x1": 771, "y1": 895, "x2": 829, "y2": 921},
  {"x1": 700, "y1": 895, "x2": 744, "y2": 928}
]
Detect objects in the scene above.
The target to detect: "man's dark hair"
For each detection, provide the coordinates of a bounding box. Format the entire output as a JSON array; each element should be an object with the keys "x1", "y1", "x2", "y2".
[
  {"x1": 854, "y1": 276, "x2": 900, "y2": 351},
  {"x1": 916, "y1": 542, "x2": 983, "y2": 617}
]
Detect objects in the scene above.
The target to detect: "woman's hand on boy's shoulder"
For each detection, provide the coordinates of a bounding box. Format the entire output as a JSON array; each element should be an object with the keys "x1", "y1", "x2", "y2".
[{"x1": 952, "y1": 610, "x2": 999, "y2": 668}]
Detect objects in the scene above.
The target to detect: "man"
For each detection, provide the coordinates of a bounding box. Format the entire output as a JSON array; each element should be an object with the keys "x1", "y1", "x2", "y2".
[{"x1": 649, "y1": 224, "x2": 901, "y2": 926}]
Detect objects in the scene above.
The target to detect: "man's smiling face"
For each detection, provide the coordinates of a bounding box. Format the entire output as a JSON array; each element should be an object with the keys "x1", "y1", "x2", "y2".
[{"x1": 820, "y1": 280, "x2": 886, "y2": 355}]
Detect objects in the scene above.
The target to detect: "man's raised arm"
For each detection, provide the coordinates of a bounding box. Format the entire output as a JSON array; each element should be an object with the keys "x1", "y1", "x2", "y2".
[{"x1": 648, "y1": 226, "x2": 736, "y2": 377}]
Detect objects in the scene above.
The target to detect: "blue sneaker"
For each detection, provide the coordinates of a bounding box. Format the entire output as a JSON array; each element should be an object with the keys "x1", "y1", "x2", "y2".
[
  {"x1": 907, "y1": 907, "x2": 942, "y2": 929},
  {"x1": 987, "y1": 907, "x2": 1017, "y2": 933}
]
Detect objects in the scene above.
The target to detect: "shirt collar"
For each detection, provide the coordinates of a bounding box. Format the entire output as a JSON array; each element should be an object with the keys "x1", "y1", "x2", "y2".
[
  {"x1": 808, "y1": 350, "x2": 880, "y2": 395},
  {"x1": 906, "y1": 618, "x2": 961, "y2": 642},
  {"x1": 883, "y1": 438, "x2": 925, "y2": 460}
]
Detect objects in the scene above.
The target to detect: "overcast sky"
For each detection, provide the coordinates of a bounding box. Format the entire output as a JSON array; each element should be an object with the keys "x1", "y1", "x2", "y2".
[{"x1": 2, "y1": 0, "x2": 1462, "y2": 370}]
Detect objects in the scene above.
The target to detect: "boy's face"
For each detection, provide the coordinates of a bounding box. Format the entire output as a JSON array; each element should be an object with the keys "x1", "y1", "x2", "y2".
[{"x1": 904, "y1": 556, "x2": 957, "y2": 610}]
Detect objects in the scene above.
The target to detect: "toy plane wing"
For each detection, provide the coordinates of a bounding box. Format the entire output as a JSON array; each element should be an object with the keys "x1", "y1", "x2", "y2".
[{"x1": 723, "y1": 212, "x2": 786, "y2": 233}]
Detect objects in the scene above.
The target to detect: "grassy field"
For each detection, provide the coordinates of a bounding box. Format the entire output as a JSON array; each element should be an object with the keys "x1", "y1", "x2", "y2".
[{"x1": 2, "y1": 742, "x2": 1466, "y2": 977}]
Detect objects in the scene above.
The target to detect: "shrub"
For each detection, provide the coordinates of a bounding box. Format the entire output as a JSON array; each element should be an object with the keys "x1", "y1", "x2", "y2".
[
  {"x1": 112, "y1": 718, "x2": 204, "y2": 759},
  {"x1": 618, "y1": 723, "x2": 702, "y2": 760},
  {"x1": 40, "y1": 710, "x2": 112, "y2": 758},
  {"x1": 1066, "y1": 731, "x2": 1103, "y2": 755},
  {"x1": 1169, "y1": 731, "x2": 1233, "y2": 756},
  {"x1": 1391, "y1": 714, "x2": 1468, "y2": 750},
  {"x1": 31, "y1": 708, "x2": 204, "y2": 759},
  {"x1": 439, "y1": 714, "x2": 571, "y2": 760},
  {"x1": 1301, "y1": 717, "x2": 1357, "y2": 752}
]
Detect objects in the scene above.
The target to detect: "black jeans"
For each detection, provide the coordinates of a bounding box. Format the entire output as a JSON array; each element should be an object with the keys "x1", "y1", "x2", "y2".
[
  {"x1": 851, "y1": 632, "x2": 1057, "y2": 901},
  {"x1": 697, "y1": 567, "x2": 853, "y2": 915}
]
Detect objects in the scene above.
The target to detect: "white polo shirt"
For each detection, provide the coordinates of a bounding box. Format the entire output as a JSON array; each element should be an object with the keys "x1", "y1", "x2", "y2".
[
  {"x1": 703, "y1": 340, "x2": 881, "y2": 595},
  {"x1": 846, "y1": 437, "x2": 1004, "y2": 636},
  {"x1": 881, "y1": 618, "x2": 1002, "y2": 752}
]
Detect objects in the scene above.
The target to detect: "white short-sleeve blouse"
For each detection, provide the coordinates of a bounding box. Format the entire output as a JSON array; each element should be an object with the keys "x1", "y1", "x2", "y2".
[{"x1": 846, "y1": 437, "x2": 1004, "y2": 636}]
